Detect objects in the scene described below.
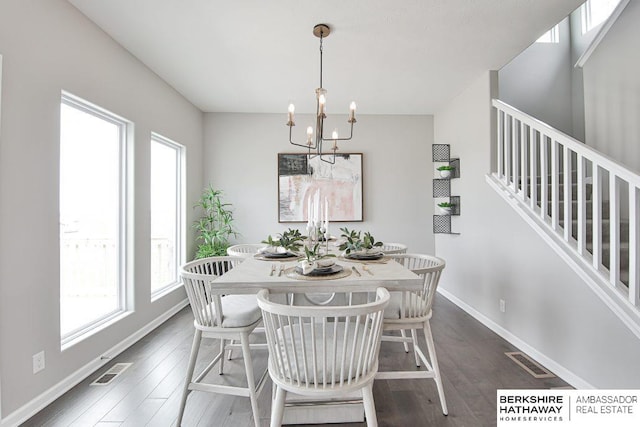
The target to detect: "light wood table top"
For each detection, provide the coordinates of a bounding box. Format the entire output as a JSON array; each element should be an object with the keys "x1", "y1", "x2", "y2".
[{"x1": 212, "y1": 256, "x2": 422, "y2": 294}]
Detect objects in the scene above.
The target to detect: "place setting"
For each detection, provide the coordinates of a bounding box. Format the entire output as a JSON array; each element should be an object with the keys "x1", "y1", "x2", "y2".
[
  {"x1": 337, "y1": 227, "x2": 389, "y2": 264},
  {"x1": 284, "y1": 241, "x2": 353, "y2": 280},
  {"x1": 253, "y1": 228, "x2": 304, "y2": 261}
]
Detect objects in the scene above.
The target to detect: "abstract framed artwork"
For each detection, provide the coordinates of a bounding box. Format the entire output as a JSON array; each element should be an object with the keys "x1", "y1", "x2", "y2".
[{"x1": 278, "y1": 153, "x2": 363, "y2": 223}]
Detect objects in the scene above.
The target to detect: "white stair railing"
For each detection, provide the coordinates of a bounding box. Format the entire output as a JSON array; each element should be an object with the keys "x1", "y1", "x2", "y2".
[{"x1": 488, "y1": 99, "x2": 640, "y2": 335}]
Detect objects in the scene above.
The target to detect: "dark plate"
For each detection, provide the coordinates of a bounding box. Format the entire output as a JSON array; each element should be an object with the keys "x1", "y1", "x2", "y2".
[
  {"x1": 345, "y1": 252, "x2": 384, "y2": 260},
  {"x1": 295, "y1": 264, "x2": 344, "y2": 276},
  {"x1": 262, "y1": 251, "x2": 297, "y2": 259}
]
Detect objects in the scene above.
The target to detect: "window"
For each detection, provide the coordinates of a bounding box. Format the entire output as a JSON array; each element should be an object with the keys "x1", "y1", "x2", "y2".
[
  {"x1": 582, "y1": 0, "x2": 622, "y2": 33},
  {"x1": 536, "y1": 25, "x2": 559, "y2": 43},
  {"x1": 150, "y1": 133, "x2": 185, "y2": 297},
  {"x1": 59, "y1": 93, "x2": 131, "y2": 345}
]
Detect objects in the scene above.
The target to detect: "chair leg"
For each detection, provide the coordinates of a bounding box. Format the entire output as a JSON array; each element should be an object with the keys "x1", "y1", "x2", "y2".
[
  {"x1": 410, "y1": 329, "x2": 421, "y2": 367},
  {"x1": 240, "y1": 333, "x2": 261, "y2": 427},
  {"x1": 177, "y1": 329, "x2": 202, "y2": 426},
  {"x1": 423, "y1": 321, "x2": 448, "y2": 415},
  {"x1": 219, "y1": 338, "x2": 226, "y2": 374},
  {"x1": 362, "y1": 383, "x2": 378, "y2": 427},
  {"x1": 227, "y1": 339, "x2": 234, "y2": 360},
  {"x1": 400, "y1": 329, "x2": 410, "y2": 353},
  {"x1": 271, "y1": 385, "x2": 286, "y2": 427}
]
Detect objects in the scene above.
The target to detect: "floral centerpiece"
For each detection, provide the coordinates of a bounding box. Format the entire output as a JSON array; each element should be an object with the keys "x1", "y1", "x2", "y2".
[
  {"x1": 299, "y1": 243, "x2": 336, "y2": 274},
  {"x1": 261, "y1": 228, "x2": 304, "y2": 254},
  {"x1": 338, "y1": 227, "x2": 383, "y2": 255}
]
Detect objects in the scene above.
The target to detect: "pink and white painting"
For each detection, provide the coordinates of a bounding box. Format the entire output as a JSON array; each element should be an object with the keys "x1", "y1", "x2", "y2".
[{"x1": 278, "y1": 153, "x2": 363, "y2": 222}]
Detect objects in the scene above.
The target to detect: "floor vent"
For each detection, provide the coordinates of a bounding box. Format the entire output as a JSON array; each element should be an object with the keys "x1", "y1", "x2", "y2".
[
  {"x1": 90, "y1": 362, "x2": 132, "y2": 386},
  {"x1": 505, "y1": 352, "x2": 555, "y2": 379}
]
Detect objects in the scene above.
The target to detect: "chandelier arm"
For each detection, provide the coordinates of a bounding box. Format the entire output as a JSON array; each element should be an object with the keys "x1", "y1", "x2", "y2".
[
  {"x1": 319, "y1": 121, "x2": 355, "y2": 142},
  {"x1": 319, "y1": 152, "x2": 337, "y2": 164},
  {"x1": 289, "y1": 125, "x2": 318, "y2": 149}
]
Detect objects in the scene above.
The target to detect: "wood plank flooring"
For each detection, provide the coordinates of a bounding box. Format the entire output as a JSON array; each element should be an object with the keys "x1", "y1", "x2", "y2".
[{"x1": 22, "y1": 296, "x2": 569, "y2": 427}]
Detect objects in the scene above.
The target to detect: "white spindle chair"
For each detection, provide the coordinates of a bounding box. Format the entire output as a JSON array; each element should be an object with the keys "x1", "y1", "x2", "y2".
[
  {"x1": 227, "y1": 243, "x2": 264, "y2": 258},
  {"x1": 380, "y1": 242, "x2": 408, "y2": 255},
  {"x1": 258, "y1": 288, "x2": 390, "y2": 427},
  {"x1": 177, "y1": 256, "x2": 268, "y2": 427},
  {"x1": 377, "y1": 253, "x2": 448, "y2": 415}
]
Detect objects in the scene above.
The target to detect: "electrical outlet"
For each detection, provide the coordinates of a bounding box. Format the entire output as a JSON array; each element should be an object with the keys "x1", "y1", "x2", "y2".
[
  {"x1": 499, "y1": 299, "x2": 506, "y2": 313},
  {"x1": 33, "y1": 351, "x2": 45, "y2": 374}
]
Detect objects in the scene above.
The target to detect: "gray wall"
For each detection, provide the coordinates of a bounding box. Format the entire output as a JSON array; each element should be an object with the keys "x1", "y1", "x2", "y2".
[
  {"x1": 203, "y1": 113, "x2": 435, "y2": 255},
  {"x1": 0, "y1": 0, "x2": 203, "y2": 418},
  {"x1": 583, "y1": 0, "x2": 640, "y2": 173},
  {"x1": 434, "y1": 71, "x2": 640, "y2": 389},
  {"x1": 498, "y1": 18, "x2": 574, "y2": 136}
]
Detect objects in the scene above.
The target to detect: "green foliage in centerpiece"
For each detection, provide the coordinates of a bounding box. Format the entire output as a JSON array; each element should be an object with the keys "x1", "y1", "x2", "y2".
[
  {"x1": 262, "y1": 228, "x2": 305, "y2": 253},
  {"x1": 303, "y1": 243, "x2": 336, "y2": 262},
  {"x1": 338, "y1": 227, "x2": 383, "y2": 254},
  {"x1": 436, "y1": 165, "x2": 455, "y2": 171}
]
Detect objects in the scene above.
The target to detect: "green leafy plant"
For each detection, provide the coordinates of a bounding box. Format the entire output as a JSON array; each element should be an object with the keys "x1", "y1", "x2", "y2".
[
  {"x1": 338, "y1": 227, "x2": 383, "y2": 254},
  {"x1": 193, "y1": 186, "x2": 238, "y2": 258},
  {"x1": 437, "y1": 202, "x2": 454, "y2": 208},
  {"x1": 262, "y1": 228, "x2": 304, "y2": 253},
  {"x1": 437, "y1": 165, "x2": 454, "y2": 171},
  {"x1": 303, "y1": 242, "x2": 336, "y2": 262}
]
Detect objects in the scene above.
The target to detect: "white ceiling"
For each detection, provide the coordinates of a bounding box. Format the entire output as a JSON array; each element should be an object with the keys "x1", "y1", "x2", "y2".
[{"x1": 67, "y1": 0, "x2": 583, "y2": 115}]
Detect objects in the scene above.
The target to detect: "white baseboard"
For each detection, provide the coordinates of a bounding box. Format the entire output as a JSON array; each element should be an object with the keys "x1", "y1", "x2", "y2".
[
  {"x1": 0, "y1": 299, "x2": 189, "y2": 427},
  {"x1": 437, "y1": 288, "x2": 594, "y2": 390}
]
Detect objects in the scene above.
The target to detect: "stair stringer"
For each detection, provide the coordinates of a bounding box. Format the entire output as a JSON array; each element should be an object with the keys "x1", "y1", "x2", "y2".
[{"x1": 486, "y1": 172, "x2": 640, "y2": 340}]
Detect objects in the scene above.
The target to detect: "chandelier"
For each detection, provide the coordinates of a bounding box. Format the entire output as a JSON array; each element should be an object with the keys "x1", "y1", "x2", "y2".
[{"x1": 286, "y1": 24, "x2": 356, "y2": 164}]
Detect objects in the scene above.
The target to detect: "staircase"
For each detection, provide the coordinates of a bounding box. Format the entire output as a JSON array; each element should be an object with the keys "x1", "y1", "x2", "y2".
[{"x1": 487, "y1": 99, "x2": 640, "y2": 337}]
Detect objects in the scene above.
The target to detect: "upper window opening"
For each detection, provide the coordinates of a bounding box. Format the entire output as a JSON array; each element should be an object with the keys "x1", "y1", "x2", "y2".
[
  {"x1": 581, "y1": 0, "x2": 622, "y2": 34},
  {"x1": 536, "y1": 24, "x2": 560, "y2": 43}
]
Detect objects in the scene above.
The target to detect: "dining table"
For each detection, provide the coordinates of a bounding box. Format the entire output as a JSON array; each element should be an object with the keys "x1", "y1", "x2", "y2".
[{"x1": 212, "y1": 251, "x2": 423, "y2": 425}]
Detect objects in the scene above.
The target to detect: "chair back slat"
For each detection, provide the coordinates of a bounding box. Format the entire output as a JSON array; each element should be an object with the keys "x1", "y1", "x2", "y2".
[
  {"x1": 227, "y1": 244, "x2": 264, "y2": 258},
  {"x1": 258, "y1": 288, "x2": 389, "y2": 391},
  {"x1": 180, "y1": 256, "x2": 243, "y2": 328},
  {"x1": 388, "y1": 254, "x2": 446, "y2": 319},
  {"x1": 381, "y1": 242, "x2": 408, "y2": 255}
]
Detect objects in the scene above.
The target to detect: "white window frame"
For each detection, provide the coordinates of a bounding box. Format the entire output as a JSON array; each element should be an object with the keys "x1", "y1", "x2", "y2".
[
  {"x1": 150, "y1": 132, "x2": 185, "y2": 299},
  {"x1": 60, "y1": 92, "x2": 133, "y2": 348}
]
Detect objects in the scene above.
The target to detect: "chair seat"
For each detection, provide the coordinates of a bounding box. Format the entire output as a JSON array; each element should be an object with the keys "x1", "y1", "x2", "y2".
[
  {"x1": 276, "y1": 322, "x2": 370, "y2": 384},
  {"x1": 205, "y1": 295, "x2": 262, "y2": 328},
  {"x1": 383, "y1": 292, "x2": 428, "y2": 320}
]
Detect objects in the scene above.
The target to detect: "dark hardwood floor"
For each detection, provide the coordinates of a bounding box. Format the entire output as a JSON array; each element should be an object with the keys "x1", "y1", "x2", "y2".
[{"x1": 22, "y1": 296, "x2": 569, "y2": 427}]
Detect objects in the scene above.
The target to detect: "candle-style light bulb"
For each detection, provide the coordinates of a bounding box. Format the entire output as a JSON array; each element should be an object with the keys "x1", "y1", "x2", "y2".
[
  {"x1": 318, "y1": 94, "x2": 326, "y2": 116},
  {"x1": 287, "y1": 103, "x2": 295, "y2": 125},
  {"x1": 349, "y1": 101, "x2": 356, "y2": 121},
  {"x1": 306, "y1": 126, "x2": 313, "y2": 145},
  {"x1": 332, "y1": 129, "x2": 338, "y2": 150}
]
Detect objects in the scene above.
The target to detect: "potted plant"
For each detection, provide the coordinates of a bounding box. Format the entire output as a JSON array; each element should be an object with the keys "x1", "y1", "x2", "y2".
[
  {"x1": 437, "y1": 165, "x2": 455, "y2": 178},
  {"x1": 338, "y1": 227, "x2": 383, "y2": 254},
  {"x1": 193, "y1": 186, "x2": 238, "y2": 258},
  {"x1": 437, "y1": 201, "x2": 455, "y2": 215}
]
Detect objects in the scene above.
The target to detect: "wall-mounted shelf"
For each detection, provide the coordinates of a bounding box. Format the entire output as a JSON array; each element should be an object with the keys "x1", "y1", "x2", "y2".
[{"x1": 432, "y1": 144, "x2": 460, "y2": 234}]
